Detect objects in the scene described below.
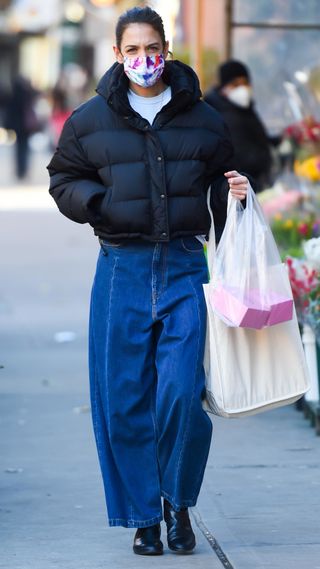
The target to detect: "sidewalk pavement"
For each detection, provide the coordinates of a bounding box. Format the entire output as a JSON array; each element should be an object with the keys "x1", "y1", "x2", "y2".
[{"x1": 1, "y1": 189, "x2": 320, "y2": 569}]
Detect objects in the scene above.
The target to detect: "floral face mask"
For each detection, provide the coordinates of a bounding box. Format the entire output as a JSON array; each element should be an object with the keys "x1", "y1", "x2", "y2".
[{"x1": 123, "y1": 54, "x2": 165, "y2": 88}]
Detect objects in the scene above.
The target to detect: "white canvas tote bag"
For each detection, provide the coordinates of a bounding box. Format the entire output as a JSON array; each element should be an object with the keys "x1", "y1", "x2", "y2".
[{"x1": 203, "y1": 187, "x2": 310, "y2": 418}]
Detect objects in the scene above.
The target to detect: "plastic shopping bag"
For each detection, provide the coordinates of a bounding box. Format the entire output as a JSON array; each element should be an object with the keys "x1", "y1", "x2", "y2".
[
  {"x1": 209, "y1": 183, "x2": 293, "y2": 329},
  {"x1": 202, "y1": 186, "x2": 310, "y2": 417}
]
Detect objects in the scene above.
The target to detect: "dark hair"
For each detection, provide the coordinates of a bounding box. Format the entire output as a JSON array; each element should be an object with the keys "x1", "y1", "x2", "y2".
[{"x1": 115, "y1": 6, "x2": 166, "y2": 50}]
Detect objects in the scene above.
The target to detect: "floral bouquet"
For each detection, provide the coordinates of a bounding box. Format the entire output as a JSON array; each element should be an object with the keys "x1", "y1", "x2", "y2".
[
  {"x1": 258, "y1": 187, "x2": 302, "y2": 219},
  {"x1": 302, "y1": 238, "x2": 320, "y2": 339},
  {"x1": 283, "y1": 116, "x2": 320, "y2": 182},
  {"x1": 285, "y1": 236, "x2": 320, "y2": 326},
  {"x1": 286, "y1": 256, "x2": 318, "y2": 319},
  {"x1": 271, "y1": 213, "x2": 320, "y2": 258}
]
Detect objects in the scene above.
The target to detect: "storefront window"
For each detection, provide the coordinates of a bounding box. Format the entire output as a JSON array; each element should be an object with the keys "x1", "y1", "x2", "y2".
[
  {"x1": 233, "y1": 0, "x2": 320, "y2": 25},
  {"x1": 232, "y1": 0, "x2": 320, "y2": 134}
]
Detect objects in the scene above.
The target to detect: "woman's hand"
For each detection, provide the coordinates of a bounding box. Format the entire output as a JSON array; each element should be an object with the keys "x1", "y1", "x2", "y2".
[{"x1": 224, "y1": 170, "x2": 249, "y2": 201}]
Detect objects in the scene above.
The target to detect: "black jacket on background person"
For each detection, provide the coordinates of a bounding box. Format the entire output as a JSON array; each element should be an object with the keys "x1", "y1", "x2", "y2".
[
  {"x1": 47, "y1": 61, "x2": 235, "y2": 243},
  {"x1": 4, "y1": 76, "x2": 40, "y2": 136},
  {"x1": 204, "y1": 88, "x2": 271, "y2": 193}
]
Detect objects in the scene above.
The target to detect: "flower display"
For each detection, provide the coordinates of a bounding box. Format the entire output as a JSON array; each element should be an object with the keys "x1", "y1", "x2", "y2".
[
  {"x1": 304, "y1": 284, "x2": 320, "y2": 339},
  {"x1": 303, "y1": 237, "x2": 320, "y2": 270},
  {"x1": 285, "y1": 256, "x2": 318, "y2": 320},
  {"x1": 286, "y1": 257, "x2": 318, "y2": 301},
  {"x1": 294, "y1": 155, "x2": 320, "y2": 182},
  {"x1": 271, "y1": 213, "x2": 320, "y2": 258},
  {"x1": 258, "y1": 187, "x2": 302, "y2": 219},
  {"x1": 283, "y1": 116, "x2": 320, "y2": 182},
  {"x1": 284, "y1": 117, "x2": 320, "y2": 152}
]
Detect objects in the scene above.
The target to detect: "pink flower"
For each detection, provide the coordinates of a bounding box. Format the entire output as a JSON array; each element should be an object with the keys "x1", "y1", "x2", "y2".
[{"x1": 297, "y1": 222, "x2": 309, "y2": 236}]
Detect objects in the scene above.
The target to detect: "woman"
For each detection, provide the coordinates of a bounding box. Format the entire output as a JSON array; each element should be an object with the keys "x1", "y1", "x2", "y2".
[{"x1": 47, "y1": 6, "x2": 248, "y2": 557}]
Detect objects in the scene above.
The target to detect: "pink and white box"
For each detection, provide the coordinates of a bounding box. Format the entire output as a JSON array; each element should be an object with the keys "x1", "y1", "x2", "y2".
[
  {"x1": 265, "y1": 291, "x2": 293, "y2": 326},
  {"x1": 210, "y1": 285, "x2": 293, "y2": 329}
]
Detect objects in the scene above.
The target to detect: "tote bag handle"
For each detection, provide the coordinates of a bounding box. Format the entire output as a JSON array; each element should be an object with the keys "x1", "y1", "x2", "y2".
[
  {"x1": 206, "y1": 186, "x2": 235, "y2": 280},
  {"x1": 206, "y1": 186, "x2": 216, "y2": 279}
]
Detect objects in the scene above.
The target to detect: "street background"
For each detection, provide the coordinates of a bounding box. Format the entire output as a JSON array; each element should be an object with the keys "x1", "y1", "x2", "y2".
[{"x1": 1, "y1": 1, "x2": 320, "y2": 568}]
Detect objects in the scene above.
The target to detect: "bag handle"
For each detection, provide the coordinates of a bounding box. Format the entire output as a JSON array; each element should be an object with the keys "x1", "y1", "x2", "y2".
[
  {"x1": 206, "y1": 186, "x2": 216, "y2": 279},
  {"x1": 206, "y1": 187, "x2": 236, "y2": 279},
  {"x1": 206, "y1": 182, "x2": 255, "y2": 280}
]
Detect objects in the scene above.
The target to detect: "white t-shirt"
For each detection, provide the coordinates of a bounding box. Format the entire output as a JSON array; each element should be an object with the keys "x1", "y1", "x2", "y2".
[
  {"x1": 127, "y1": 86, "x2": 205, "y2": 244},
  {"x1": 128, "y1": 86, "x2": 171, "y2": 125}
]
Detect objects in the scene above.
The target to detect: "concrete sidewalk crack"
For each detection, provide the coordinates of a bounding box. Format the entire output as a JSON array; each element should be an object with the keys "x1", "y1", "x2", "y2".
[{"x1": 191, "y1": 507, "x2": 235, "y2": 568}]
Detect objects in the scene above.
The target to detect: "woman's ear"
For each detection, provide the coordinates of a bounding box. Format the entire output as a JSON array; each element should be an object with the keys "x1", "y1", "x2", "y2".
[
  {"x1": 163, "y1": 40, "x2": 170, "y2": 59},
  {"x1": 113, "y1": 45, "x2": 124, "y2": 64}
]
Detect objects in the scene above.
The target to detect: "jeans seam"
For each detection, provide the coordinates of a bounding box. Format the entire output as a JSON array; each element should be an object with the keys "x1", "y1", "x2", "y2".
[
  {"x1": 104, "y1": 255, "x2": 118, "y2": 433},
  {"x1": 109, "y1": 514, "x2": 163, "y2": 528},
  {"x1": 93, "y1": 368, "x2": 103, "y2": 461},
  {"x1": 151, "y1": 244, "x2": 159, "y2": 320},
  {"x1": 190, "y1": 433, "x2": 211, "y2": 502},
  {"x1": 188, "y1": 277, "x2": 209, "y2": 502},
  {"x1": 173, "y1": 275, "x2": 201, "y2": 500},
  {"x1": 150, "y1": 385, "x2": 162, "y2": 499},
  {"x1": 161, "y1": 490, "x2": 196, "y2": 509},
  {"x1": 89, "y1": 289, "x2": 104, "y2": 463},
  {"x1": 160, "y1": 243, "x2": 168, "y2": 295}
]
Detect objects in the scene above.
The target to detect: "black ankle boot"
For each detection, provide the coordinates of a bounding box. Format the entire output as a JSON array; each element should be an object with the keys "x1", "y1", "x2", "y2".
[
  {"x1": 164, "y1": 499, "x2": 196, "y2": 553},
  {"x1": 133, "y1": 523, "x2": 163, "y2": 555}
]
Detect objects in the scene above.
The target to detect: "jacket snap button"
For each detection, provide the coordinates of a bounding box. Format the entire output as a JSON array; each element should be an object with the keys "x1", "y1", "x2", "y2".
[
  {"x1": 157, "y1": 156, "x2": 162, "y2": 161},
  {"x1": 160, "y1": 194, "x2": 165, "y2": 199},
  {"x1": 161, "y1": 232, "x2": 167, "y2": 237}
]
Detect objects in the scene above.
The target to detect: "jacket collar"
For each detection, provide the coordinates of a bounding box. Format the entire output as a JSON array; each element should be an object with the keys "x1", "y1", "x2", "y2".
[{"x1": 96, "y1": 60, "x2": 202, "y2": 128}]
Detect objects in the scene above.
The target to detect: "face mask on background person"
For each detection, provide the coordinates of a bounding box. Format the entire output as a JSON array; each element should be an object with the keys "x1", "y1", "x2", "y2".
[
  {"x1": 123, "y1": 54, "x2": 165, "y2": 88},
  {"x1": 225, "y1": 85, "x2": 252, "y2": 108}
]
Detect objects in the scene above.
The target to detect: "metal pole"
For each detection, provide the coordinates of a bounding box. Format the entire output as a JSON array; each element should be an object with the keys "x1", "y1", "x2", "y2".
[
  {"x1": 225, "y1": 0, "x2": 233, "y2": 59},
  {"x1": 190, "y1": 0, "x2": 203, "y2": 86}
]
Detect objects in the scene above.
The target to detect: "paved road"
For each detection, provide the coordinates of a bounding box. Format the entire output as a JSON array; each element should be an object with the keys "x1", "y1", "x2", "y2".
[{"x1": 1, "y1": 182, "x2": 320, "y2": 569}]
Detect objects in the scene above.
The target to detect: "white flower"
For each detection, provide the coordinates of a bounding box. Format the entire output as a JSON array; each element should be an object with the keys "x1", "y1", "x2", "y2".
[{"x1": 303, "y1": 237, "x2": 320, "y2": 270}]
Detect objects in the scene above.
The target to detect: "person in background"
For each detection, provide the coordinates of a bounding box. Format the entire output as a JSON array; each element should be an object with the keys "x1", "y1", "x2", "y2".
[
  {"x1": 47, "y1": 65, "x2": 91, "y2": 150},
  {"x1": 204, "y1": 60, "x2": 272, "y2": 192},
  {"x1": 4, "y1": 76, "x2": 41, "y2": 180},
  {"x1": 49, "y1": 86, "x2": 72, "y2": 149}
]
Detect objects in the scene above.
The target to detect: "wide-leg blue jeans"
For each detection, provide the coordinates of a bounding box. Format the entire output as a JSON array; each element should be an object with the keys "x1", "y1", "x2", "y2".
[{"x1": 88, "y1": 236, "x2": 213, "y2": 528}]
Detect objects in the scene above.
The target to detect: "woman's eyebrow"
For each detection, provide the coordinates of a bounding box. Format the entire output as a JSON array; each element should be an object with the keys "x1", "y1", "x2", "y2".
[{"x1": 124, "y1": 42, "x2": 160, "y2": 49}]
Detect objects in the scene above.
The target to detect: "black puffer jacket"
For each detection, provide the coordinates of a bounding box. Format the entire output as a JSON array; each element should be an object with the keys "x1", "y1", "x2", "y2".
[
  {"x1": 204, "y1": 88, "x2": 271, "y2": 192},
  {"x1": 47, "y1": 61, "x2": 235, "y2": 242}
]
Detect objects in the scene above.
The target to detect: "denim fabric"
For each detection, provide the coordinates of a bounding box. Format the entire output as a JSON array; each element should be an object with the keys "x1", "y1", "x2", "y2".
[{"x1": 88, "y1": 237, "x2": 213, "y2": 528}]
